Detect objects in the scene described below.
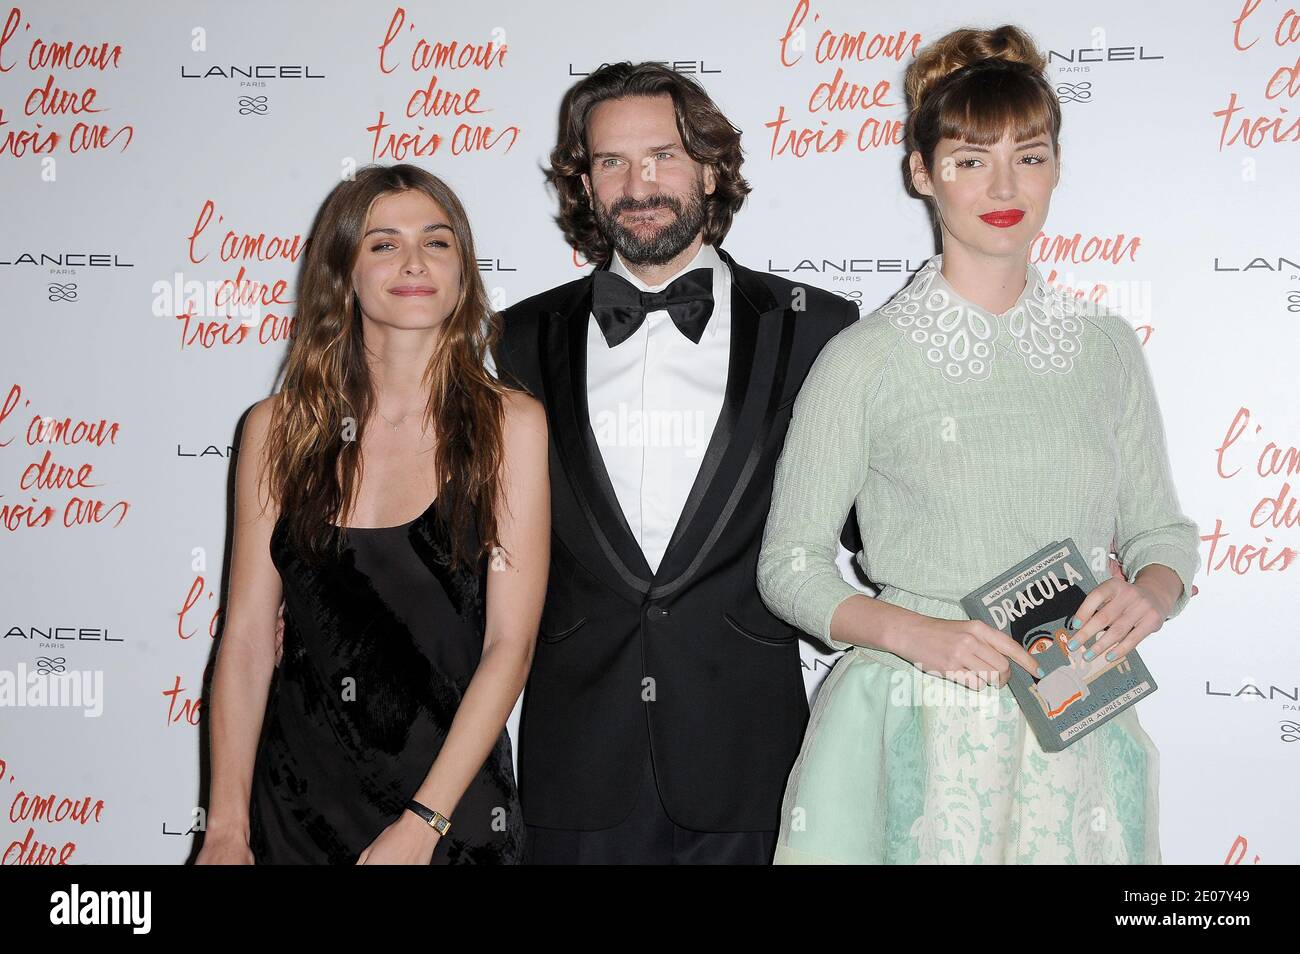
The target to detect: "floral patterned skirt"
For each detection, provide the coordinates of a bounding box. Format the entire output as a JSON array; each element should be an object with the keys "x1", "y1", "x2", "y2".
[{"x1": 774, "y1": 645, "x2": 1161, "y2": 864}]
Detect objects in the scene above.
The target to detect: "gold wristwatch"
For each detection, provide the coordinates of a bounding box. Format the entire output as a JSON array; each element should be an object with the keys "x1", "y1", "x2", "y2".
[{"x1": 405, "y1": 798, "x2": 451, "y2": 837}]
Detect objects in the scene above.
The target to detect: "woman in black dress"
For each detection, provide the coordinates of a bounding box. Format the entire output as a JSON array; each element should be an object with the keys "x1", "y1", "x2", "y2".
[{"x1": 196, "y1": 164, "x2": 549, "y2": 864}]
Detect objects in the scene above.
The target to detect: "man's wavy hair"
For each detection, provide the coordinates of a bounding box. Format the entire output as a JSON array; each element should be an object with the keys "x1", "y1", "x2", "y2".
[{"x1": 546, "y1": 62, "x2": 751, "y2": 264}]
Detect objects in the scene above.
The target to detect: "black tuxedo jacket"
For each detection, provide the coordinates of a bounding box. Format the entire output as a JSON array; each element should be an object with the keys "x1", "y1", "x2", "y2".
[{"x1": 494, "y1": 245, "x2": 858, "y2": 831}]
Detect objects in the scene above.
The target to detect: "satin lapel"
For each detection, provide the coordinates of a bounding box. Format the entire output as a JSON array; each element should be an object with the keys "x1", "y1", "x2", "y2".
[
  {"x1": 650, "y1": 247, "x2": 794, "y2": 597},
  {"x1": 540, "y1": 278, "x2": 654, "y2": 595}
]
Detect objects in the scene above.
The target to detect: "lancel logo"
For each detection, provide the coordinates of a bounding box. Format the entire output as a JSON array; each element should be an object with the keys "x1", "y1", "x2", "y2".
[
  {"x1": 4, "y1": 625, "x2": 126, "y2": 647},
  {"x1": 1205, "y1": 678, "x2": 1299, "y2": 743},
  {"x1": 765, "y1": 256, "x2": 926, "y2": 282},
  {"x1": 179, "y1": 64, "x2": 325, "y2": 80},
  {"x1": 177, "y1": 442, "x2": 234, "y2": 459},
  {"x1": 568, "y1": 61, "x2": 720, "y2": 76},
  {"x1": 1047, "y1": 44, "x2": 1165, "y2": 69},
  {"x1": 1213, "y1": 256, "x2": 1299, "y2": 314},
  {"x1": 1204, "y1": 679, "x2": 1297, "y2": 704},
  {"x1": 1213, "y1": 254, "x2": 1300, "y2": 273},
  {"x1": 0, "y1": 252, "x2": 134, "y2": 270},
  {"x1": 1047, "y1": 40, "x2": 1164, "y2": 104}
]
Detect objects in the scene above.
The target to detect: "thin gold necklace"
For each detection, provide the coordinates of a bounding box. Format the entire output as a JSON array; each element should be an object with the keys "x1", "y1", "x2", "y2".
[{"x1": 377, "y1": 407, "x2": 421, "y2": 431}]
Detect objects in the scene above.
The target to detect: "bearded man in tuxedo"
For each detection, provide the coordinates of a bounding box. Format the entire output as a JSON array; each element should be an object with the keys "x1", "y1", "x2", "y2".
[{"x1": 493, "y1": 61, "x2": 859, "y2": 864}]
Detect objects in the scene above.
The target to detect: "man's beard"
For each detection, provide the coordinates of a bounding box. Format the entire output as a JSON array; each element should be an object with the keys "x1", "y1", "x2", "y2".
[{"x1": 592, "y1": 180, "x2": 708, "y2": 267}]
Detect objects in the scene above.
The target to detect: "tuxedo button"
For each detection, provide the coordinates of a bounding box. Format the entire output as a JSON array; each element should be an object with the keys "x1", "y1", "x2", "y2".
[{"x1": 647, "y1": 606, "x2": 670, "y2": 620}]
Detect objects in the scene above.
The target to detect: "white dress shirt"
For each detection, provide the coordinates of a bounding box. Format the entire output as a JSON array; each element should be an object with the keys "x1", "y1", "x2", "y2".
[{"x1": 587, "y1": 243, "x2": 732, "y2": 573}]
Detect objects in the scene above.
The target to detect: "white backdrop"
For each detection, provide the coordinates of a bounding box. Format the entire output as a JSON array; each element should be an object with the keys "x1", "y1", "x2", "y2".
[{"x1": 1, "y1": 0, "x2": 1295, "y2": 864}]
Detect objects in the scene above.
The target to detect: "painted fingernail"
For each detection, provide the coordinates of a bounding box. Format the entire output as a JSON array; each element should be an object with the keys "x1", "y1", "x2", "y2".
[
  {"x1": 1106, "y1": 651, "x2": 1116, "y2": 662},
  {"x1": 1084, "y1": 650, "x2": 1095, "y2": 661},
  {"x1": 1067, "y1": 639, "x2": 1078, "y2": 650},
  {"x1": 1036, "y1": 666, "x2": 1045, "y2": 678},
  {"x1": 1069, "y1": 617, "x2": 1081, "y2": 630}
]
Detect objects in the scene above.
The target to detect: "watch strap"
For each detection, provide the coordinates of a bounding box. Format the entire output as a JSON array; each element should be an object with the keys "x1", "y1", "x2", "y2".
[{"x1": 405, "y1": 798, "x2": 451, "y2": 837}]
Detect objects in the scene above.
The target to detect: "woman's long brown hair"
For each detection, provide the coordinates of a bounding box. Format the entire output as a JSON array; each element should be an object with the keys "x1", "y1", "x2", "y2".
[{"x1": 263, "y1": 163, "x2": 509, "y2": 571}]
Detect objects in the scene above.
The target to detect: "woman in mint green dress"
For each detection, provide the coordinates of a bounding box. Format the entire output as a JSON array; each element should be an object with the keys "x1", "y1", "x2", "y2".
[{"x1": 756, "y1": 25, "x2": 1200, "y2": 864}]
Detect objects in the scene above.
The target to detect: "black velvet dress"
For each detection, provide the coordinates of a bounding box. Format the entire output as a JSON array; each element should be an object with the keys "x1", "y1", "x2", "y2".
[{"x1": 248, "y1": 495, "x2": 524, "y2": 864}]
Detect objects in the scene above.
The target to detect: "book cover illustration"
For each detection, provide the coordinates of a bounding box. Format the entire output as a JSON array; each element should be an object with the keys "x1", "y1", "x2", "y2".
[{"x1": 960, "y1": 538, "x2": 1158, "y2": 753}]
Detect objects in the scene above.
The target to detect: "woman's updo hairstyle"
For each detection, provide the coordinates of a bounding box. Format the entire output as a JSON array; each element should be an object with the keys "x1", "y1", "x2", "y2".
[{"x1": 904, "y1": 24, "x2": 1060, "y2": 195}]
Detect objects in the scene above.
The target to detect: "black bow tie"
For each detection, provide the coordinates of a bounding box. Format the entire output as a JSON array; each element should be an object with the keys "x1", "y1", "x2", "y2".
[{"x1": 591, "y1": 267, "x2": 715, "y2": 348}]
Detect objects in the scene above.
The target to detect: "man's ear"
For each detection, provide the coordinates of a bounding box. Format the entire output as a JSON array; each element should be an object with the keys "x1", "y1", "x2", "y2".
[
  {"x1": 908, "y1": 151, "x2": 933, "y2": 197},
  {"x1": 703, "y1": 164, "x2": 717, "y2": 196}
]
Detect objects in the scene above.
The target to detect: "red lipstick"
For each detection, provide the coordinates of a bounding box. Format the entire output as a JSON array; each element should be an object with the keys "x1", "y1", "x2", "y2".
[{"x1": 979, "y1": 209, "x2": 1025, "y2": 228}]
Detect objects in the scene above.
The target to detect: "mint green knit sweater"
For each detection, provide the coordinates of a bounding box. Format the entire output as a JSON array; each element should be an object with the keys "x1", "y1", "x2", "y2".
[{"x1": 757, "y1": 254, "x2": 1201, "y2": 653}]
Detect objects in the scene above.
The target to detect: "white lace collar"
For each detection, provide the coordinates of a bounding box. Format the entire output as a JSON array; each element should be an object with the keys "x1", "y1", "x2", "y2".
[{"x1": 880, "y1": 253, "x2": 1086, "y2": 384}]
